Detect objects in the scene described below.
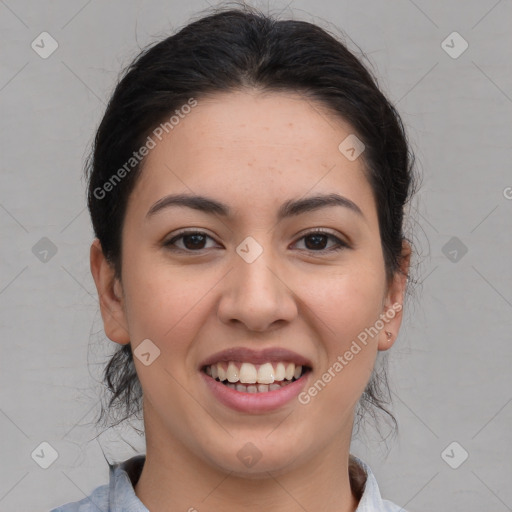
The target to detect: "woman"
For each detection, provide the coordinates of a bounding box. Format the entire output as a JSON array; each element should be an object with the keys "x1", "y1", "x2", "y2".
[{"x1": 52, "y1": 3, "x2": 417, "y2": 511}]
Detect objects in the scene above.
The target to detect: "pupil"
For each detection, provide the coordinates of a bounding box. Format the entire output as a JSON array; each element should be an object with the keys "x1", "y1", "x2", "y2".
[
  {"x1": 305, "y1": 234, "x2": 326, "y2": 250},
  {"x1": 184, "y1": 234, "x2": 205, "y2": 249}
]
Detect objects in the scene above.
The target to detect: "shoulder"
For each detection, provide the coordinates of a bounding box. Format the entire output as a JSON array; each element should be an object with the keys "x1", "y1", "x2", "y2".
[
  {"x1": 381, "y1": 498, "x2": 408, "y2": 511},
  {"x1": 48, "y1": 483, "x2": 109, "y2": 511},
  {"x1": 49, "y1": 454, "x2": 146, "y2": 512},
  {"x1": 350, "y1": 455, "x2": 407, "y2": 512}
]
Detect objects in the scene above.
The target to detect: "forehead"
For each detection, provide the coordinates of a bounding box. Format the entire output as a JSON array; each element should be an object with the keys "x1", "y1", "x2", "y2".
[
  {"x1": 128, "y1": 90, "x2": 377, "y2": 224},
  {"x1": 160, "y1": 89, "x2": 355, "y2": 158}
]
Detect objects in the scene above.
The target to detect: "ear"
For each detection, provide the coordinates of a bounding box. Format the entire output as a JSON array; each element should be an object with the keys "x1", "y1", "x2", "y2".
[
  {"x1": 378, "y1": 240, "x2": 411, "y2": 351},
  {"x1": 90, "y1": 238, "x2": 130, "y2": 345}
]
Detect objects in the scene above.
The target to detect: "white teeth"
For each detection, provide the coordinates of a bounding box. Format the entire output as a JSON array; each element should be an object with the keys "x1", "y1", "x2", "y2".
[
  {"x1": 222, "y1": 380, "x2": 296, "y2": 393},
  {"x1": 217, "y1": 364, "x2": 227, "y2": 381},
  {"x1": 257, "y1": 362, "x2": 275, "y2": 384},
  {"x1": 285, "y1": 363, "x2": 295, "y2": 380},
  {"x1": 239, "y1": 362, "x2": 258, "y2": 383},
  {"x1": 206, "y1": 361, "x2": 306, "y2": 385},
  {"x1": 275, "y1": 362, "x2": 286, "y2": 381},
  {"x1": 227, "y1": 362, "x2": 239, "y2": 383}
]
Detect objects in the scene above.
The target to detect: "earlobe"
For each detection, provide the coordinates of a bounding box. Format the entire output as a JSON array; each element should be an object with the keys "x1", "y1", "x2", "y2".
[
  {"x1": 382, "y1": 330, "x2": 394, "y2": 349},
  {"x1": 378, "y1": 240, "x2": 411, "y2": 351},
  {"x1": 89, "y1": 239, "x2": 130, "y2": 345},
  {"x1": 377, "y1": 300, "x2": 402, "y2": 351}
]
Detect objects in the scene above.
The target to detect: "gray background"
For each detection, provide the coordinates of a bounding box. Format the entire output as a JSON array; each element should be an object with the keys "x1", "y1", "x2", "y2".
[{"x1": 1, "y1": 0, "x2": 511, "y2": 510}]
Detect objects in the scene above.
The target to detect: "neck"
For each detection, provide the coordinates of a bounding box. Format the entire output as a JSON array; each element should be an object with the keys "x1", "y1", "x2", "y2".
[{"x1": 134, "y1": 409, "x2": 360, "y2": 512}]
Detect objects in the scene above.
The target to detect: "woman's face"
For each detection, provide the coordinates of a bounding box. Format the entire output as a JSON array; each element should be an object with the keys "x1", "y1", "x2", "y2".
[{"x1": 92, "y1": 90, "x2": 408, "y2": 476}]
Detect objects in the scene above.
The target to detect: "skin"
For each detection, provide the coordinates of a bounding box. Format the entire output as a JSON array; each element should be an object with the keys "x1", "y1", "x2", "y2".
[{"x1": 90, "y1": 89, "x2": 410, "y2": 512}]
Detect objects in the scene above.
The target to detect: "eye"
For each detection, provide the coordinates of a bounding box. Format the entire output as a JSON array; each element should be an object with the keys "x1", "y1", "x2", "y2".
[
  {"x1": 163, "y1": 230, "x2": 219, "y2": 252},
  {"x1": 293, "y1": 229, "x2": 349, "y2": 252},
  {"x1": 163, "y1": 229, "x2": 349, "y2": 253}
]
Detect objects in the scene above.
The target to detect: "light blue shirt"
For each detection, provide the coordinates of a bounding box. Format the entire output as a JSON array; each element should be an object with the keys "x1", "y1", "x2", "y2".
[{"x1": 50, "y1": 454, "x2": 406, "y2": 511}]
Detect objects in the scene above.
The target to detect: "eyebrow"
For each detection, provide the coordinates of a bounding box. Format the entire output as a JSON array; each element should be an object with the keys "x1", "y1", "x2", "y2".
[{"x1": 146, "y1": 192, "x2": 365, "y2": 221}]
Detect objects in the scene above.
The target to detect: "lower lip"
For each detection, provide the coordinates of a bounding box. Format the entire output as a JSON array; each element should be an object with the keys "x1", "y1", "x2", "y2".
[{"x1": 201, "y1": 371, "x2": 310, "y2": 413}]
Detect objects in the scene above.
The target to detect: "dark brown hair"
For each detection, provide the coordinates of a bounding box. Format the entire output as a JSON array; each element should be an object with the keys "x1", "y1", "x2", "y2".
[{"x1": 86, "y1": 3, "x2": 419, "y2": 440}]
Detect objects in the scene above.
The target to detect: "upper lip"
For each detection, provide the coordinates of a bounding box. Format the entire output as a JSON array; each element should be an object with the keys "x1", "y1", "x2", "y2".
[{"x1": 199, "y1": 347, "x2": 313, "y2": 369}]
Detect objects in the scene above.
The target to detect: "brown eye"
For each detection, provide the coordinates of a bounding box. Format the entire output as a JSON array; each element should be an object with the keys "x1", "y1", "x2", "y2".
[
  {"x1": 304, "y1": 233, "x2": 329, "y2": 250},
  {"x1": 164, "y1": 231, "x2": 218, "y2": 252},
  {"x1": 294, "y1": 230, "x2": 348, "y2": 252},
  {"x1": 164, "y1": 229, "x2": 348, "y2": 254}
]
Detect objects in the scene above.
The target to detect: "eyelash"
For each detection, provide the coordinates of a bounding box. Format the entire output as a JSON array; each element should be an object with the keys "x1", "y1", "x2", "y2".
[{"x1": 163, "y1": 228, "x2": 349, "y2": 254}]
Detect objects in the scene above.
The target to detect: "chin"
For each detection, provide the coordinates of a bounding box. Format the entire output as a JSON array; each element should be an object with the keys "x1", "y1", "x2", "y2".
[{"x1": 200, "y1": 436, "x2": 307, "y2": 478}]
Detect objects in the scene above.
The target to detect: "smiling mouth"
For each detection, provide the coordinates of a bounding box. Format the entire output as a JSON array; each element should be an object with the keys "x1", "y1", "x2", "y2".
[{"x1": 202, "y1": 361, "x2": 311, "y2": 393}]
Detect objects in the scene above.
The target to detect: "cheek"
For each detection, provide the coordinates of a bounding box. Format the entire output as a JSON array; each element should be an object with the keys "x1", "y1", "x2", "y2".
[
  {"x1": 301, "y1": 273, "x2": 381, "y2": 411},
  {"x1": 309, "y1": 262, "x2": 386, "y2": 336},
  {"x1": 121, "y1": 261, "x2": 213, "y2": 404},
  {"x1": 121, "y1": 254, "x2": 219, "y2": 355},
  {"x1": 304, "y1": 262, "x2": 384, "y2": 392}
]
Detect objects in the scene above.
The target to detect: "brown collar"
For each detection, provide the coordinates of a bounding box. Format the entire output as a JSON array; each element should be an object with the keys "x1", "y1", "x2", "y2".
[{"x1": 348, "y1": 455, "x2": 367, "y2": 501}]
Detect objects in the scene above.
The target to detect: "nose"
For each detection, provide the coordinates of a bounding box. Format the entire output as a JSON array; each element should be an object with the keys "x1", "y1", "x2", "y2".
[{"x1": 216, "y1": 244, "x2": 298, "y2": 332}]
